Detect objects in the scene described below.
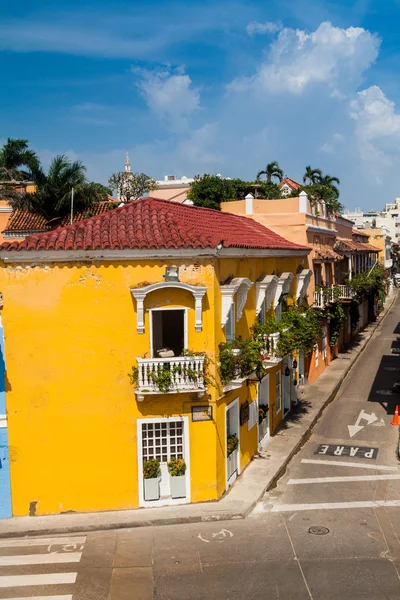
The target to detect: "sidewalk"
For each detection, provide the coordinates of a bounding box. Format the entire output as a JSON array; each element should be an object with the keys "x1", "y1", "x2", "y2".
[{"x1": 0, "y1": 291, "x2": 397, "y2": 538}]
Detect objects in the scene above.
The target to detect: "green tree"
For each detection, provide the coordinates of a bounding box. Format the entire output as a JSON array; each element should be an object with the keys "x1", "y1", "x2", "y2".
[
  {"x1": 108, "y1": 171, "x2": 157, "y2": 203},
  {"x1": 0, "y1": 138, "x2": 39, "y2": 181},
  {"x1": 187, "y1": 174, "x2": 236, "y2": 210},
  {"x1": 319, "y1": 174, "x2": 340, "y2": 199},
  {"x1": 10, "y1": 155, "x2": 109, "y2": 220},
  {"x1": 256, "y1": 161, "x2": 284, "y2": 183},
  {"x1": 303, "y1": 166, "x2": 322, "y2": 186}
]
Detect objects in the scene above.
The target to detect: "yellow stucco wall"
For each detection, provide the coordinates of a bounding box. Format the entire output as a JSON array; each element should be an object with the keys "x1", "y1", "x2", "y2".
[{"x1": 1, "y1": 252, "x2": 304, "y2": 516}]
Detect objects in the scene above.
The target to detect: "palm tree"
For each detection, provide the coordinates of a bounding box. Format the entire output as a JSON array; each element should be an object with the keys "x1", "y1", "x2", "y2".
[
  {"x1": 256, "y1": 161, "x2": 284, "y2": 183},
  {"x1": 303, "y1": 166, "x2": 322, "y2": 186},
  {"x1": 319, "y1": 174, "x2": 340, "y2": 198},
  {"x1": 10, "y1": 155, "x2": 109, "y2": 220},
  {"x1": 0, "y1": 138, "x2": 39, "y2": 181}
]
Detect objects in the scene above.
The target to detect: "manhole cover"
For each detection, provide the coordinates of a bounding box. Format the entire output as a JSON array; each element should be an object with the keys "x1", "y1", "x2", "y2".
[
  {"x1": 377, "y1": 390, "x2": 394, "y2": 396},
  {"x1": 308, "y1": 526, "x2": 330, "y2": 535}
]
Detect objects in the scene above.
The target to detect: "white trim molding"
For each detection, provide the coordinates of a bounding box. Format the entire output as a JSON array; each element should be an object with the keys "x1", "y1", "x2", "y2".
[
  {"x1": 130, "y1": 281, "x2": 207, "y2": 334},
  {"x1": 274, "y1": 272, "x2": 294, "y2": 307},
  {"x1": 221, "y1": 277, "x2": 253, "y2": 326},
  {"x1": 0, "y1": 247, "x2": 310, "y2": 264},
  {"x1": 256, "y1": 275, "x2": 279, "y2": 315},
  {"x1": 296, "y1": 269, "x2": 312, "y2": 304},
  {"x1": 0, "y1": 414, "x2": 7, "y2": 428}
]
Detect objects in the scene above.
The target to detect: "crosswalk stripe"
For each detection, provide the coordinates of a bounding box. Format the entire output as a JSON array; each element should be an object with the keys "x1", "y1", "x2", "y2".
[
  {"x1": 0, "y1": 552, "x2": 82, "y2": 566},
  {"x1": 301, "y1": 458, "x2": 398, "y2": 471},
  {"x1": 0, "y1": 597, "x2": 72, "y2": 600},
  {"x1": 288, "y1": 474, "x2": 400, "y2": 484},
  {"x1": 271, "y1": 499, "x2": 400, "y2": 512},
  {"x1": 0, "y1": 572, "x2": 77, "y2": 587},
  {"x1": 0, "y1": 537, "x2": 86, "y2": 548}
]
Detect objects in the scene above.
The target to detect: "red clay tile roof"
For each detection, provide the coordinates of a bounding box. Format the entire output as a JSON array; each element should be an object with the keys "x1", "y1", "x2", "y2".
[
  {"x1": 313, "y1": 248, "x2": 342, "y2": 262},
  {"x1": 0, "y1": 197, "x2": 309, "y2": 253},
  {"x1": 335, "y1": 238, "x2": 380, "y2": 253},
  {"x1": 3, "y1": 200, "x2": 118, "y2": 236},
  {"x1": 278, "y1": 177, "x2": 301, "y2": 191}
]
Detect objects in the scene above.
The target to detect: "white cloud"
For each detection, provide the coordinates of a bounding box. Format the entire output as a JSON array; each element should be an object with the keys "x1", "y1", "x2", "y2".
[
  {"x1": 135, "y1": 67, "x2": 200, "y2": 132},
  {"x1": 349, "y1": 85, "x2": 400, "y2": 165},
  {"x1": 246, "y1": 21, "x2": 282, "y2": 36},
  {"x1": 230, "y1": 21, "x2": 380, "y2": 96}
]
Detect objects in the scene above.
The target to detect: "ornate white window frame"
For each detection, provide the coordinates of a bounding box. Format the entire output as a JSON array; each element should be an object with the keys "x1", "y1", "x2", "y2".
[
  {"x1": 274, "y1": 272, "x2": 294, "y2": 308},
  {"x1": 256, "y1": 275, "x2": 279, "y2": 315},
  {"x1": 221, "y1": 278, "x2": 253, "y2": 326},
  {"x1": 296, "y1": 269, "x2": 312, "y2": 304},
  {"x1": 130, "y1": 282, "x2": 207, "y2": 334}
]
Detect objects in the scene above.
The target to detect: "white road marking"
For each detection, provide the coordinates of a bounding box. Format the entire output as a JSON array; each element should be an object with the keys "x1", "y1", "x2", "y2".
[
  {"x1": 288, "y1": 474, "x2": 400, "y2": 485},
  {"x1": 0, "y1": 597, "x2": 73, "y2": 600},
  {"x1": 0, "y1": 536, "x2": 86, "y2": 548},
  {"x1": 0, "y1": 552, "x2": 82, "y2": 566},
  {"x1": 348, "y1": 409, "x2": 378, "y2": 438},
  {"x1": 0, "y1": 572, "x2": 77, "y2": 587},
  {"x1": 301, "y1": 458, "x2": 398, "y2": 471},
  {"x1": 271, "y1": 500, "x2": 400, "y2": 512}
]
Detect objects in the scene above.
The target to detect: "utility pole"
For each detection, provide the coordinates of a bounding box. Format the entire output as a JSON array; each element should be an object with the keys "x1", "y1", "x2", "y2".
[{"x1": 70, "y1": 187, "x2": 74, "y2": 225}]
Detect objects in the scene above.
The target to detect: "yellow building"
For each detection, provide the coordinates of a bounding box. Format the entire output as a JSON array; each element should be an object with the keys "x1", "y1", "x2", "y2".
[{"x1": 0, "y1": 198, "x2": 309, "y2": 516}]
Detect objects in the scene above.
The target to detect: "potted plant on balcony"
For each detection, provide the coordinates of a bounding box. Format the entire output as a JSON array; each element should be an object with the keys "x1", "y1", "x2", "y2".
[
  {"x1": 143, "y1": 458, "x2": 160, "y2": 501},
  {"x1": 167, "y1": 457, "x2": 187, "y2": 499}
]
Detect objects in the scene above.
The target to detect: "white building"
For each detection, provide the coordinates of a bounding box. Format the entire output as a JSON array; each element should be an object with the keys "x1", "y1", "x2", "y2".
[{"x1": 343, "y1": 198, "x2": 400, "y2": 243}]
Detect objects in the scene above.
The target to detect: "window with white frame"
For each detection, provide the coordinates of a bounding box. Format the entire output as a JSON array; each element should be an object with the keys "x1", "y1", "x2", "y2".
[
  {"x1": 225, "y1": 304, "x2": 235, "y2": 340},
  {"x1": 314, "y1": 343, "x2": 319, "y2": 367},
  {"x1": 275, "y1": 371, "x2": 282, "y2": 413},
  {"x1": 275, "y1": 301, "x2": 282, "y2": 322},
  {"x1": 248, "y1": 401, "x2": 257, "y2": 431},
  {"x1": 322, "y1": 326, "x2": 327, "y2": 360},
  {"x1": 258, "y1": 299, "x2": 266, "y2": 324}
]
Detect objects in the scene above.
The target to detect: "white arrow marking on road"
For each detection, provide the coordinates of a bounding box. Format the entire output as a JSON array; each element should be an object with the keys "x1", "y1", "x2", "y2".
[
  {"x1": 348, "y1": 409, "x2": 378, "y2": 438},
  {"x1": 372, "y1": 418, "x2": 386, "y2": 427}
]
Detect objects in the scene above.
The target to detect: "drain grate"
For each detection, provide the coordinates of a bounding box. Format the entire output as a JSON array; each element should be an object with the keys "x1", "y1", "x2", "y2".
[{"x1": 308, "y1": 526, "x2": 329, "y2": 535}]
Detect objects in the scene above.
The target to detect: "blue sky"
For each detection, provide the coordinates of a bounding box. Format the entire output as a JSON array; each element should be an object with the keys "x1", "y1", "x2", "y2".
[{"x1": 1, "y1": 0, "x2": 400, "y2": 210}]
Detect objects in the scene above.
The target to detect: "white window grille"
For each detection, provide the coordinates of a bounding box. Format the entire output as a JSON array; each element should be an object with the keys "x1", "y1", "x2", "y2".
[
  {"x1": 142, "y1": 421, "x2": 184, "y2": 463},
  {"x1": 276, "y1": 371, "x2": 282, "y2": 413}
]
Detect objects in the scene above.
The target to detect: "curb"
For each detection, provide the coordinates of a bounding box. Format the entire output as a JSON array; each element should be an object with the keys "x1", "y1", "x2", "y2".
[{"x1": 0, "y1": 293, "x2": 397, "y2": 538}]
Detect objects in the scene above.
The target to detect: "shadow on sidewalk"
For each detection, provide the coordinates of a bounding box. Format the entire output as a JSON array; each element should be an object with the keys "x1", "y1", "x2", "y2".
[{"x1": 278, "y1": 399, "x2": 313, "y2": 430}]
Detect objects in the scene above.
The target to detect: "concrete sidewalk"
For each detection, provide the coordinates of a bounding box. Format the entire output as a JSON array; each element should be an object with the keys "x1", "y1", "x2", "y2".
[{"x1": 0, "y1": 291, "x2": 397, "y2": 538}]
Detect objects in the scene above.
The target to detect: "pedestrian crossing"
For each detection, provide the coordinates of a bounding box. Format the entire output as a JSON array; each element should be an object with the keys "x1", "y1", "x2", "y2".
[
  {"x1": 0, "y1": 535, "x2": 86, "y2": 599},
  {"x1": 252, "y1": 455, "x2": 400, "y2": 515}
]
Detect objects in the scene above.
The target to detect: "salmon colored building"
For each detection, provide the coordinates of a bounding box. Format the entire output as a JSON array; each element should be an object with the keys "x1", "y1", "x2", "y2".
[{"x1": 221, "y1": 192, "x2": 380, "y2": 383}]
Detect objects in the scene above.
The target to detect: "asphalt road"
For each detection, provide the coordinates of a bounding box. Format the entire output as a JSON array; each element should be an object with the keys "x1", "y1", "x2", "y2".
[{"x1": 2, "y1": 296, "x2": 400, "y2": 600}]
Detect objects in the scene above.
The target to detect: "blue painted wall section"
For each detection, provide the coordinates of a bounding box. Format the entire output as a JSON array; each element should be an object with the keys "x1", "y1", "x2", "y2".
[{"x1": 0, "y1": 316, "x2": 11, "y2": 519}]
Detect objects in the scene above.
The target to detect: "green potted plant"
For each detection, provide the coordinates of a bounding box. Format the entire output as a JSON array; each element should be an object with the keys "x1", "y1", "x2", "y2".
[
  {"x1": 167, "y1": 457, "x2": 187, "y2": 499},
  {"x1": 143, "y1": 458, "x2": 160, "y2": 501}
]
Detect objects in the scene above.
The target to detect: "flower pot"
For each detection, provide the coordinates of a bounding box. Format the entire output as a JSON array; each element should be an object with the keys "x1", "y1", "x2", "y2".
[
  {"x1": 144, "y1": 477, "x2": 160, "y2": 501},
  {"x1": 170, "y1": 475, "x2": 186, "y2": 499}
]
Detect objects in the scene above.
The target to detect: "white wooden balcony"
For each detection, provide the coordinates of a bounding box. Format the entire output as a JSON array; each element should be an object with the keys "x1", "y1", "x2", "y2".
[
  {"x1": 261, "y1": 332, "x2": 281, "y2": 365},
  {"x1": 314, "y1": 285, "x2": 355, "y2": 308},
  {"x1": 336, "y1": 285, "x2": 356, "y2": 300},
  {"x1": 136, "y1": 356, "x2": 206, "y2": 399}
]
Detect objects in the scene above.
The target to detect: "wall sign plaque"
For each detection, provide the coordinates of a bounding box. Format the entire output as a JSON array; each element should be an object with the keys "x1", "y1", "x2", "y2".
[
  {"x1": 191, "y1": 405, "x2": 213, "y2": 422},
  {"x1": 240, "y1": 401, "x2": 249, "y2": 426}
]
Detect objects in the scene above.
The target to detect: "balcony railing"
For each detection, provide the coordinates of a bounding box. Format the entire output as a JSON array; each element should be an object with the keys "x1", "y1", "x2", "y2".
[
  {"x1": 136, "y1": 356, "x2": 206, "y2": 397},
  {"x1": 314, "y1": 285, "x2": 356, "y2": 308},
  {"x1": 261, "y1": 332, "x2": 281, "y2": 365}
]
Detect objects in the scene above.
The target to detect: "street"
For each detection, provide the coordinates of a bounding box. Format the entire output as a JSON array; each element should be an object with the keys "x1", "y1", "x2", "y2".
[{"x1": 2, "y1": 296, "x2": 400, "y2": 599}]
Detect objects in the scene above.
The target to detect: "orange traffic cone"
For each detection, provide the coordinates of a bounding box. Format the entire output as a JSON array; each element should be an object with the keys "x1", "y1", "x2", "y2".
[{"x1": 392, "y1": 405, "x2": 400, "y2": 426}]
